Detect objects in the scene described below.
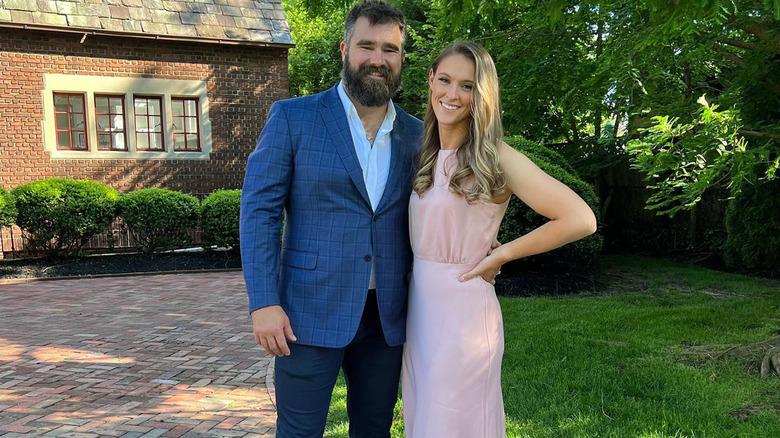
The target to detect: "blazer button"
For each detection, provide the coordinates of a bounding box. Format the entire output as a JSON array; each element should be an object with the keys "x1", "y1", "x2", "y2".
[
  {"x1": 364, "y1": 255, "x2": 372, "y2": 262},
  {"x1": 373, "y1": 216, "x2": 380, "y2": 222}
]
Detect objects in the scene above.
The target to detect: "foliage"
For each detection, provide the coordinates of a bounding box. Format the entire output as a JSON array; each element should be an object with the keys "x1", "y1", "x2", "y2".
[
  {"x1": 118, "y1": 188, "x2": 200, "y2": 252},
  {"x1": 504, "y1": 135, "x2": 577, "y2": 175},
  {"x1": 499, "y1": 139, "x2": 603, "y2": 269},
  {"x1": 10, "y1": 179, "x2": 119, "y2": 256},
  {"x1": 200, "y1": 190, "x2": 242, "y2": 251},
  {"x1": 724, "y1": 179, "x2": 780, "y2": 273},
  {"x1": 285, "y1": 3, "x2": 346, "y2": 97},
  {"x1": 0, "y1": 187, "x2": 16, "y2": 228},
  {"x1": 627, "y1": 96, "x2": 773, "y2": 216}
]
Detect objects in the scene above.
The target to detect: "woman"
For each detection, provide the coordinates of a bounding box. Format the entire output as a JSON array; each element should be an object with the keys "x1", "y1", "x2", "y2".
[{"x1": 402, "y1": 41, "x2": 597, "y2": 437}]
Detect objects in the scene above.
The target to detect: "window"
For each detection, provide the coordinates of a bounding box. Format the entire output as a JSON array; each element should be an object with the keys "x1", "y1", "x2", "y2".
[
  {"x1": 134, "y1": 96, "x2": 165, "y2": 151},
  {"x1": 54, "y1": 93, "x2": 88, "y2": 151},
  {"x1": 95, "y1": 95, "x2": 127, "y2": 151},
  {"x1": 172, "y1": 98, "x2": 200, "y2": 151},
  {"x1": 43, "y1": 74, "x2": 212, "y2": 160}
]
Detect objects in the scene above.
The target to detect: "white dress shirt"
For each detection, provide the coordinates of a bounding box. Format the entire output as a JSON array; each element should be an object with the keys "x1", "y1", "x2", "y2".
[{"x1": 337, "y1": 80, "x2": 396, "y2": 290}]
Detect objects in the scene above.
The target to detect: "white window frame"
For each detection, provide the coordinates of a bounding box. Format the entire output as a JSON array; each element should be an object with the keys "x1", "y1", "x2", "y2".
[{"x1": 42, "y1": 74, "x2": 212, "y2": 160}]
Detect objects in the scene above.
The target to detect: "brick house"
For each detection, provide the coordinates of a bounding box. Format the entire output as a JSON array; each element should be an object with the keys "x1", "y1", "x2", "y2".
[{"x1": 0, "y1": 0, "x2": 293, "y2": 255}]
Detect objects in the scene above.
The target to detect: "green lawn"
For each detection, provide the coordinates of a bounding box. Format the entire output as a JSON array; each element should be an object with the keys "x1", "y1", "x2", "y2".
[{"x1": 325, "y1": 255, "x2": 780, "y2": 437}]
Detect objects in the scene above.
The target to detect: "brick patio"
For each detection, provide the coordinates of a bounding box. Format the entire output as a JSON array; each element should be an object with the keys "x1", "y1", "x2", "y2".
[{"x1": 0, "y1": 271, "x2": 276, "y2": 437}]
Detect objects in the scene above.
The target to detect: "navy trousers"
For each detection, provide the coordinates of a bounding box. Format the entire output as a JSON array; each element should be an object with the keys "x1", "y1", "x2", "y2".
[{"x1": 274, "y1": 290, "x2": 403, "y2": 438}]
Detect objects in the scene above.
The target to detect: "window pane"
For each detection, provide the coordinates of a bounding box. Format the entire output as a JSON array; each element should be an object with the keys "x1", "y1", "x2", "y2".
[
  {"x1": 186, "y1": 117, "x2": 198, "y2": 133},
  {"x1": 172, "y1": 117, "x2": 182, "y2": 132},
  {"x1": 54, "y1": 95, "x2": 69, "y2": 112},
  {"x1": 97, "y1": 115, "x2": 110, "y2": 131},
  {"x1": 172, "y1": 100, "x2": 184, "y2": 116},
  {"x1": 186, "y1": 134, "x2": 198, "y2": 150},
  {"x1": 113, "y1": 133, "x2": 126, "y2": 150},
  {"x1": 137, "y1": 134, "x2": 149, "y2": 150},
  {"x1": 112, "y1": 115, "x2": 124, "y2": 131},
  {"x1": 56, "y1": 113, "x2": 70, "y2": 130},
  {"x1": 134, "y1": 99, "x2": 148, "y2": 115},
  {"x1": 57, "y1": 131, "x2": 71, "y2": 148},
  {"x1": 71, "y1": 131, "x2": 86, "y2": 149},
  {"x1": 98, "y1": 133, "x2": 111, "y2": 149},
  {"x1": 186, "y1": 99, "x2": 197, "y2": 115},
  {"x1": 69, "y1": 96, "x2": 84, "y2": 112},
  {"x1": 149, "y1": 116, "x2": 162, "y2": 132},
  {"x1": 70, "y1": 114, "x2": 85, "y2": 130},
  {"x1": 150, "y1": 134, "x2": 163, "y2": 150},
  {"x1": 174, "y1": 134, "x2": 185, "y2": 150},
  {"x1": 148, "y1": 99, "x2": 161, "y2": 116},
  {"x1": 135, "y1": 116, "x2": 148, "y2": 131},
  {"x1": 95, "y1": 97, "x2": 109, "y2": 114},
  {"x1": 110, "y1": 98, "x2": 123, "y2": 114}
]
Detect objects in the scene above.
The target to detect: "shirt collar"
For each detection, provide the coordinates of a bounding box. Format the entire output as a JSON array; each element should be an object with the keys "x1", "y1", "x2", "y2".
[{"x1": 337, "y1": 80, "x2": 397, "y2": 130}]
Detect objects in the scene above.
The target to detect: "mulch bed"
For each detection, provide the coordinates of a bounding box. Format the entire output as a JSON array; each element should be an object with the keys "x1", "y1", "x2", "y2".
[
  {"x1": 0, "y1": 250, "x2": 604, "y2": 296},
  {"x1": 0, "y1": 250, "x2": 242, "y2": 281}
]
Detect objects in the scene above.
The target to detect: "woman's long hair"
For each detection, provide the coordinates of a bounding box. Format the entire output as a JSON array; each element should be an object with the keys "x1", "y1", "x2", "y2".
[{"x1": 412, "y1": 41, "x2": 505, "y2": 203}]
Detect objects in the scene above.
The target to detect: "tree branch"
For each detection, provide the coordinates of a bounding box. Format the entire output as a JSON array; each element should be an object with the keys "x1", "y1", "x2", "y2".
[
  {"x1": 717, "y1": 37, "x2": 758, "y2": 51},
  {"x1": 714, "y1": 46, "x2": 745, "y2": 66},
  {"x1": 727, "y1": 17, "x2": 780, "y2": 55},
  {"x1": 714, "y1": 46, "x2": 780, "y2": 95},
  {"x1": 738, "y1": 129, "x2": 780, "y2": 141}
]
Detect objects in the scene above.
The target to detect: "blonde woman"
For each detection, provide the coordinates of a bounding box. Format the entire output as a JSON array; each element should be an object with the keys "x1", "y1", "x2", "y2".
[{"x1": 401, "y1": 41, "x2": 597, "y2": 437}]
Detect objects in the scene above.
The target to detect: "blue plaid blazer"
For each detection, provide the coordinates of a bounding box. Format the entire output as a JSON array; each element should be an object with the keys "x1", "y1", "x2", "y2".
[{"x1": 240, "y1": 85, "x2": 424, "y2": 348}]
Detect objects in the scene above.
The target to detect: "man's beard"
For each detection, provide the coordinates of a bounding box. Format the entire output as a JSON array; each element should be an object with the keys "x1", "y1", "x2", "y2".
[{"x1": 342, "y1": 53, "x2": 402, "y2": 107}]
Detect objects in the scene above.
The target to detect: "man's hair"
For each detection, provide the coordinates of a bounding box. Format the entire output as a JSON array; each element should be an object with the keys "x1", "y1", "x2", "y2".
[{"x1": 343, "y1": 1, "x2": 406, "y2": 48}]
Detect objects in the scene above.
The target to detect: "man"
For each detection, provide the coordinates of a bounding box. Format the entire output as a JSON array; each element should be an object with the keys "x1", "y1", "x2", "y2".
[{"x1": 239, "y1": 1, "x2": 423, "y2": 437}]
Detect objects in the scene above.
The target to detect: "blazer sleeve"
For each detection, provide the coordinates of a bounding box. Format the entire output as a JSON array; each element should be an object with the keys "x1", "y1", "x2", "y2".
[{"x1": 240, "y1": 101, "x2": 294, "y2": 314}]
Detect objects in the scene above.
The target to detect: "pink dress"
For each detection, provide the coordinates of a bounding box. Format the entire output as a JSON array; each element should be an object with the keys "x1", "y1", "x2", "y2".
[{"x1": 402, "y1": 149, "x2": 509, "y2": 438}]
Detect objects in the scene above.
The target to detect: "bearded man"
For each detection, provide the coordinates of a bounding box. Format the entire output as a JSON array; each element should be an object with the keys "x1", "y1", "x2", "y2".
[{"x1": 239, "y1": 1, "x2": 423, "y2": 437}]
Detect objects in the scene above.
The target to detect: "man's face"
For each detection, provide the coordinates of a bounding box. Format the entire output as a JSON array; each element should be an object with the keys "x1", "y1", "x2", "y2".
[{"x1": 340, "y1": 16, "x2": 405, "y2": 107}]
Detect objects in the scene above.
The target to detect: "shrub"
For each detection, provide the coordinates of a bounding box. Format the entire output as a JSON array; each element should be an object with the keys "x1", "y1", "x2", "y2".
[
  {"x1": 724, "y1": 179, "x2": 779, "y2": 274},
  {"x1": 200, "y1": 189, "x2": 241, "y2": 250},
  {"x1": 504, "y1": 135, "x2": 578, "y2": 176},
  {"x1": 0, "y1": 187, "x2": 17, "y2": 228},
  {"x1": 118, "y1": 188, "x2": 200, "y2": 252},
  {"x1": 11, "y1": 178, "x2": 119, "y2": 256},
  {"x1": 499, "y1": 140, "x2": 603, "y2": 270}
]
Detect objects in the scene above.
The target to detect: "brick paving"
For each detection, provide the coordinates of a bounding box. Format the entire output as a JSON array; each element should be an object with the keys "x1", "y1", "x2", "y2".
[{"x1": 0, "y1": 272, "x2": 276, "y2": 437}]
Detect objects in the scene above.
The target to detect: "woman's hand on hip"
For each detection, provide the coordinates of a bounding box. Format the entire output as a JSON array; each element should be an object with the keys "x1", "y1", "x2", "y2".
[{"x1": 459, "y1": 246, "x2": 508, "y2": 285}]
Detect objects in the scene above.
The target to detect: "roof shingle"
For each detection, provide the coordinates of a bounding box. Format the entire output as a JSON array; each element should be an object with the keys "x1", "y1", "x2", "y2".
[{"x1": 0, "y1": 0, "x2": 293, "y2": 46}]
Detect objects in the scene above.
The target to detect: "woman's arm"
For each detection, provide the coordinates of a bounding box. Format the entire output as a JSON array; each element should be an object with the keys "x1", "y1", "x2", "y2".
[{"x1": 460, "y1": 142, "x2": 597, "y2": 283}]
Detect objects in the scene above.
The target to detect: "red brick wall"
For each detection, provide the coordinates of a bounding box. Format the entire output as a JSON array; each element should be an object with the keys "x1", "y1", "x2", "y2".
[
  {"x1": 0, "y1": 27, "x2": 289, "y2": 257},
  {"x1": 0, "y1": 28, "x2": 289, "y2": 192}
]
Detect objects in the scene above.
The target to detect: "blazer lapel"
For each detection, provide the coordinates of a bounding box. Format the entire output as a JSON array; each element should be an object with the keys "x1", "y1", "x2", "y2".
[
  {"x1": 376, "y1": 109, "x2": 406, "y2": 214},
  {"x1": 320, "y1": 87, "x2": 372, "y2": 209}
]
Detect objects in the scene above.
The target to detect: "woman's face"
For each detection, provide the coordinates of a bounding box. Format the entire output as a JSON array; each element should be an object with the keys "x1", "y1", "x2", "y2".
[{"x1": 429, "y1": 54, "x2": 476, "y2": 131}]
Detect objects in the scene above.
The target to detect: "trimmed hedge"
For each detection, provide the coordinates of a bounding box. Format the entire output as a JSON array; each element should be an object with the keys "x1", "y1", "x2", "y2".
[
  {"x1": 504, "y1": 135, "x2": 578, "y2": 176},
  {"x1": 11, "y1": 179, "x2": 119, "y2": 256},
  {"x1": 200, "y1": 189, "x2": 241, "y2": 250},
  {"x1": 724, "y1": 179, "x2": 779, "y2": 273},
  {"x1": 118, "y1": 188, "x2": 200, "y2": 252},
  {"x1": 499, "y1": 138, "x2": 603, "y2": 269},
  {"x1": 0, "y1": 187, "x2": 16, "y2": 228}
]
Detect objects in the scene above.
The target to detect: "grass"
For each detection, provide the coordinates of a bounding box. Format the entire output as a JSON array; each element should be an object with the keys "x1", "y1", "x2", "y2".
[{"x1": 324, "y1": 255, "x2": 780, "y2": 437}]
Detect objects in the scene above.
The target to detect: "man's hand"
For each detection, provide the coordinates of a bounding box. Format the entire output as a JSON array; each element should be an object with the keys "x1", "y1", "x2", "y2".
[
  {"x1": 251, "y1": 305, "x2": 297, "y2": 357},
  {"x1": 487, "y1": 238, "x2": 501, "y2": 255}
]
